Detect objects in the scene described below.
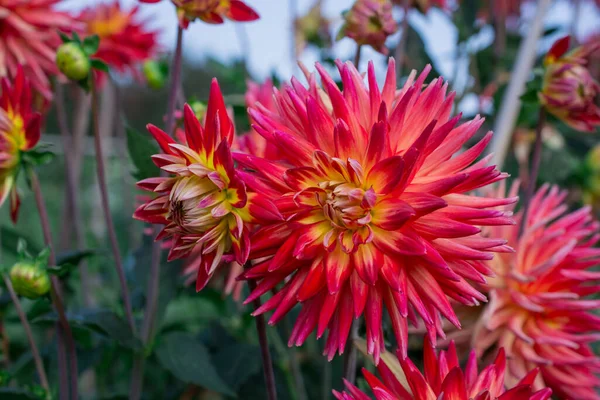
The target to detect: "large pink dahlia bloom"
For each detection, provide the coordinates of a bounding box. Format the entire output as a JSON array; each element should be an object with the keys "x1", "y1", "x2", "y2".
[
  {"x1": 0, "y1": 0, "x2": 81, "y2": 99},
  {"x1": 235, "y1": 60, "x2": 515, "y2": 362},
  {"x1": 474, "y1": 182, "x2": 600, "y2": 399},
  {"x1": 335, "y1": 339, "x2": 552, "y2": 400}
]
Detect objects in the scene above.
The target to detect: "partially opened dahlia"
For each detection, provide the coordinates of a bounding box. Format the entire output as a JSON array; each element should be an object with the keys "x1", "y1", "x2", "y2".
[
  {"x1": 474, "y1": 183, "x2": 600, "y2": 399},
  {"x1": 335, "y1": 339, "x2": 552, "y2": 400},
  {"x1": 0, "y1": 0, "x2": 81, "y2": 98},
  {"x1": 134, "y1": 79, "x2": 280, "y2": 290},
  {"x1": 79, "y1": 2, "x2": 159, "y2": 79},
  {"x1": 235, "y1": 60, "x2": 515, "y2": 362},
  {"x1": 0, "y1": 67, "x2": 41, "y2": 222}
]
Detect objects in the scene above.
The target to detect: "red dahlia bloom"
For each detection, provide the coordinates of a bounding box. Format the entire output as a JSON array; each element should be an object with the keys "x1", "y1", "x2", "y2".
[
  {"x1": 0, "y1": 0, "x2": 81, "y2": 99},
  {"x1": 235, "y1": 60, "x2": 515, "y2": 362},
  {"x1": 139, "y1": 0, "x2": 259, "y2": 29},
  {"x1": 133, "y1": 79, "x2": 280, "y2": 290},
  {"x1": 335, "y1": 339, "x2": 552, "y2": 400},
  {"x1": 79, "y1": 2, "x2": 159, "y2": 78},
  {"x1": 0, "y1": 68, "x2": 41, "y2": 222},
  {"x1": 474, "y1": 183, "x2": 600, "y2": 399}
]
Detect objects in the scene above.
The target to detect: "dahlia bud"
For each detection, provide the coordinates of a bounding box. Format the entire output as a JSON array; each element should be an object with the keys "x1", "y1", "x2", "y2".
[
  {"x1": 338, "y1": 0, "x2": 397, "y2": 54},
  {"x1": 9, "y1": 262, "x2": 51, "y2": 299},
  {"x1": 142, "y1": 60, "x2": 167, "y2": 90},
  {"x1": 189, "y1": 100, "x2": 207, "y2": 121},
  {"x1": 56, "y1": 42, "x2": 91, "y2": 81},
  {"x1": 539, "y1": 36, "x2": 600, "y2": 132}
]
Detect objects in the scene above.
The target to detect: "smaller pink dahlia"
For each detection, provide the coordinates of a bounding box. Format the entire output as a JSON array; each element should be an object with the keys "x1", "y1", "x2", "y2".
[{"x1": 335, "y1": 339, "x2": 552, "y2": 400}]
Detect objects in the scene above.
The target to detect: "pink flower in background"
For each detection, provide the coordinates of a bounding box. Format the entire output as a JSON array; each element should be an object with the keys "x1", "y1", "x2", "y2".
[
  {"x1": 337, "y1": 0, "x2": 398, "y2": 54},
  {"x1": 335, "y1": 339, "x2": 552, "y2": 400},
  {"x1": 474, "y1": 182, "x2": 600, "y2": 399},
  {"x1": 0, "y1": 0, "x2": 82, "y2": 99},
  {"x1": 79, "y1": 2, "x2": 159, "y2": 79},
  {"x1": 236, "y1": 59, "x2": 515, "y2": 362},
  {"x1": 540, "y1": 36, "x2": 600, "y2": 132}
]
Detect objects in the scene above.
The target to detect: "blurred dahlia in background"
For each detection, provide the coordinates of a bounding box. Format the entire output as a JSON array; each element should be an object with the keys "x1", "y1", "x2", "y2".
[
  {"x1": 474, "y1": 182, "x2": 600, "y2": 399},
  {"x1": 0, "y1": 0, "x2": 81, "y2": 99},
  {"x1": 79, "y1": 1, "x2": 159, "y2": 83}
]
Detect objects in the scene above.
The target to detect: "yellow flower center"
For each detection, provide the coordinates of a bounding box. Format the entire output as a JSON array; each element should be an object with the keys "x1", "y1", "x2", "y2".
[
  {"x1": 88, "y1": 12, "x2": 129, "y2": 37},
  {"x1": 0, "y1": 109, "x2": 27, "y2": 169}
]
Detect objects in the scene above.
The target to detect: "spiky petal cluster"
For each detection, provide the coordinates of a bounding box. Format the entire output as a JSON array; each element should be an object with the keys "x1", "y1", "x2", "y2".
[
  {"x1": 539, "y1": 36, "x2": 600, "y2": 132},
  {"x1": 0, "y1": 68, "x2": 41, "y2": 222},
  {"x1": 338, "y1": 0, "x2": 397, "y2": 54},
  {"x1": 235, "y1": 60, "x2": 515, "y2": 362},
  {"x1": 134, "y1": 79, "x2": 280, "y2": 291},
  {"x1": 474, "y1": 183, "x2": 600, "y2": 400},
  {"x1": 79, "y1": 2, "x2": 159, "y2": 78},
  {"x1": 335, "y1": 339, "x2": 552, "y2": 400},
  {"x1": 139, "y1": 0, "x2": 259, "y2": 28},
  {"x1": 0, "y1": 0, "x2": 81, "y2": 99}
]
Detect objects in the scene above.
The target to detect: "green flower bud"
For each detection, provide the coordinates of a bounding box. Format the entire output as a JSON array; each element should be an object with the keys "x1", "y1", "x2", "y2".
[
  {"x1": 9, "y1": 262, "x2": 51, "y2": 299},
  {"x1": 189, "y1": 101, "x2": 207, "y2": 121},
  {"x1": 56, "y1": 42, "x2": 90, "y2": 82},
  {"x1": 142, "y1": 60, "x2": 167, "y2": 90}
]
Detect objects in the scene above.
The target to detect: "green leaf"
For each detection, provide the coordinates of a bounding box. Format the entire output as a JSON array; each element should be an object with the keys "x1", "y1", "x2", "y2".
[
  {"x1": 91, "y1": 59, "x2": 109, "y2": 73},
  {"x1": 82, "y1": 35, "x2": 100, "y2": 56},
  {"x1": 72, "y1": 31, "x2": 82, "y2": 45},
  {"x1": 125, "y1": 126, "x2": 159, "y2": 180},
  {"x1": 0, "y1": 388, "x2": 38, "y2": 400},
  {"x1": 58, "y1": 31, "x2": 71, "y2": 44},
  {"x1": 213, "y1": 344, "x2": 262, "y2": 390},
  {"x1": 156, "y1": 332, "x2": 235, "y2": 396},
  {"x1": 32, "y1": 310, "x2": 141, "y2": 350},
  {"x1": 56, "y1": 250, "x2": 95, "y2": 267},
  {"x1": 21, "y1": 150, "x2": 55, "y2": 167},
  {"x1": 520, "y1": 89, "x2": 540, "y2": 104}
]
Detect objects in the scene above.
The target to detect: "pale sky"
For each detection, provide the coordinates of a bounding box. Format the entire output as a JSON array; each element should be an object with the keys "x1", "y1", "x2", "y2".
[{"x1": 59, "y1": 0, "x2": 600, "y2": 82}]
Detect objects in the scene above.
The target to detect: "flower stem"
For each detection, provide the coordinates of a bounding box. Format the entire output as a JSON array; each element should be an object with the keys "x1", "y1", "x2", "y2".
[
  {"x1": 29, "y1": 169, "x2": 78, "y2": 400},
  {"x1": 165, "y1": 26, "x2": 184, "y2": 136},
  {"x1": 343, "y1": 320, "x2": 359, "y2": 385},
  {"x1": 282, "y1": 315, "x2": 307, "y2": 400},
  {"x1": 354, "y1": 45, "x2": 362, "y2": 67},
  {"x1": 54, "y1": 82, "x2": 93, "y2": 307},
  {"x1": 90, "y1": 80, "x2": 136, "y2": 336},
  {"x1": 129, "y1": 24, "x2": 185, "y2": 400},
  {"x1": 2, "y1": 274, "x2": 50, "y2": 392},
  {"x1": 248, "y1": 279, "x2": 278, "y2": 400},
  {"x1": 519, "y1": 107, "x2": 546, "y2": 236},
  {"x1": 395, "y1": 0, "x2": 410, "y2": 77}
]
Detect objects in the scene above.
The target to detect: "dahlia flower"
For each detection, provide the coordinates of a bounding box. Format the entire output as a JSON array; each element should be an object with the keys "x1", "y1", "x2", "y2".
[
  {"x1": 334, "y1": 339, "x2": 552, "y2": 400},
  {"x1": 134, "y1": 79, "x2": 280, "y2": 291},
  {"x1": 294, "y1": 0, "x2": 331, "y2": 57},
  {"x1": 139, "y1": 0, "x2": 259, "y2": 29},
  {"x1": 0, "y1": 0, "x2": 81, "y2": 99},
  {"x1": 338, "y1": 0, "x2": 397, "y2": 54},
  {"x1": 474, "y1": 183, "x2": 600, "y2": 399},
  {"x1": 539, "y1": 36, "x2": 600, "y2": 132},
  {"x1": 236, "y1": 60, "x2": 515, "y2": 362},
  {"x1": 0, "y1": 68, "x2": 41, "y2": 222},
  {"x1": 79, "y1": 2, "x2": 159, "y2": 78}
]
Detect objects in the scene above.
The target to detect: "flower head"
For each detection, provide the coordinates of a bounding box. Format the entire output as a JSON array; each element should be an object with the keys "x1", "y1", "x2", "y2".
[
  {"x1": 134, "y1": 79, "x2": 280, "y2": 290},
  {"x1": 236, "y1": 60, "x2": 515, "y2": 362},
  {"x1": 79, "y1": 2, "x2": 159, "y2": 78},
  {"x1": 10, "y1": 261, "x2": 51, "y2": 299},
  {"x1": 0, "y1": 68, "x2": 41, "y2": 222},
  {"x1": 0, "y1": 0, "x2": 81, "y2": 99},
  {"x1": 474, "y1": 182, "x2": 600, "y2": 399},
  {"x1": 338, "y1": 0, "x2": 397, "y2": 54},
  {"x1": 539, "y1": 36, "x2": 600, "y2": 132},
  {"x1": 335, "y1": 339, "x2": 552, "y2": 400},
  {"x1": 140, "y1": 0, "x2": 259, "y2": 29}
]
